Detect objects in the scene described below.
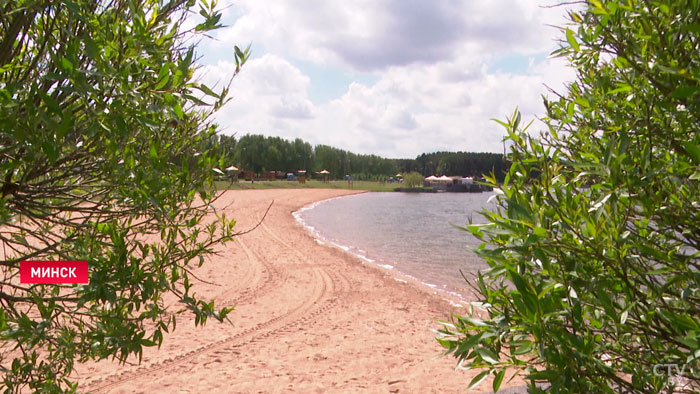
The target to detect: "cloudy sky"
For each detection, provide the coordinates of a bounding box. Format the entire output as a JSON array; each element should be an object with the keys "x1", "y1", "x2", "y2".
[{"x1": 195, "y1": 1, "x2": 577, "y2": 158}]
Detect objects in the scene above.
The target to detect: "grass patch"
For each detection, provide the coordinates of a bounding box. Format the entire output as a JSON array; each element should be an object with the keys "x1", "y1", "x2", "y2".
[{"x1": 215, "y1": 179, "x2": 400, "y2": 192}]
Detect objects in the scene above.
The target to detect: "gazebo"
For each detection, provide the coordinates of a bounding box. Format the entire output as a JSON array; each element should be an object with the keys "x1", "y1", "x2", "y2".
[
  {"x1": 425, "y1": 175, "x2": 453, "y2": 189},
  {"x1": 225, "y1": 165, "x2": 239, "y2": 181},
  {"x1": 319, "y1": 169, "x2": 330, "y2": 183}
]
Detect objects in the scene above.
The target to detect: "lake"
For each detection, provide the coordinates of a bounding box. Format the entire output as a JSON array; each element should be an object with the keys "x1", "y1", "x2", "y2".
[{"x1": 294, "y1": 191, "x2": 495, "y2": 299}]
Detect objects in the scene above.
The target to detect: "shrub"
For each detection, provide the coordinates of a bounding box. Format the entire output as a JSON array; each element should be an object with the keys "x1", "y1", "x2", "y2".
[
  {"x1": 403, "y1": 172, "x2": 425, "y2": 188},
  {"x1": 0, "y1": 1, "x2": 249, "y2": 391},
  {"x1": 438, "y1": 1, "x2": 700, "y2": 392}
]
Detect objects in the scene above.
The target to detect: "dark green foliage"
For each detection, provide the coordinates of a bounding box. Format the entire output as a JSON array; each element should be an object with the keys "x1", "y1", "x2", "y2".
[
  {"x1": 0, "y1": 0, "x2": 249, "y2": 391},
  {"x1": 314, "y1": 144, "x2": 398, "y2": 179},
  {"x1": 439, "y1": 1, "x2": 700, "y2": 392},
  {"x1": 217, "y1": 133, "x2": 509, "y2": 181},
  {"x1": 403, "y1": 172, "x2": 424, "y2": 188},
  {"x1": 234, "y1": 134, "x2": 313, "y2": 174},
  {"x1": 215, "y1": 133, "x2": 400, "y2": 179},
  {"x1": 410, "y1": 151, "x2": 510, "y2": 181}
]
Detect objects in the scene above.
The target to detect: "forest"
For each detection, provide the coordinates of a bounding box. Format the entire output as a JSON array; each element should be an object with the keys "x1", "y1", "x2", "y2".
[{"x1": 211, "y1": 133, "x2": 510, "y2": 181}]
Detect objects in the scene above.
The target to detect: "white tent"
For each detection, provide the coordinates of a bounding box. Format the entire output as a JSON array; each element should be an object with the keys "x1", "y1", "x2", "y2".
[
  {"x1": 225, "y1": 165, "x2": 239, "y2": 171},
  {"x1": 425, "y1": 175, "x2": 439, "y2": 181},
  {"x1": 437, "y1": 175, "x2": 453, "y2": 182}
]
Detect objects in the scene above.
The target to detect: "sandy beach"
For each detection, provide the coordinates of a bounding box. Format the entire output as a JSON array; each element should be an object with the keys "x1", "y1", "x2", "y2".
[{"x1": 74, "y1": 189, "x2": 521, "y2": 393}]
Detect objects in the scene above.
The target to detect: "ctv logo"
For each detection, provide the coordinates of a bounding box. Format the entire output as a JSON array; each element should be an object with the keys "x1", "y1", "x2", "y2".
[{"x1": 20, "y1": 261, "x2": 89, "y2": 284}]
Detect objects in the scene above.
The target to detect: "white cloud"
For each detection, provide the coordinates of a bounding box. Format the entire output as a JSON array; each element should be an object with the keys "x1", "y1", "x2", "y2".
[
  {"x1": 197, "y1": 54, "x2": 314, "y2": 134},
  {"x1": 198, "y1": 1, "x2": 578, "y2": 157},
  {"x1": 212, "y1": 0, "x2": 571, "y2": 71}
]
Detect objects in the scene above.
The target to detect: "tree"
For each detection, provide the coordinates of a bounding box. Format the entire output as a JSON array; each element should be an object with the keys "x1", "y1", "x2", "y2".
[
  {"x1": 217, "y1": 134, "x2": 238, "y2": 165},
  {"x1": 438, "y1": 1, "x2": 699, "y2": 392},
  {"x1": 0, "y1": 0, "x2": 249, "y2": 391},
  {"x1": 409, "y1": 151, "x2": 509, "y2": 180},
  {"x1": 236, "y1": 134, "x2": 266, "y2": 173},
  {"x1": 292, "y1": 138, "x2": 313, "y2": 171},
  {"x1": 264, "y1": 145, "x2": 282, "y2": 171},
  {"x1": 403, "y1": 172, "x2": 424, "y2": 188}
]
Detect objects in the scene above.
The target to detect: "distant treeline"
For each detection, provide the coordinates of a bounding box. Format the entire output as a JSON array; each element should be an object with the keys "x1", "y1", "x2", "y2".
[
  {"x1": 397, "y1": 152, "x2": 511, "y2": 180},
  {"x1": 211, "y1": 134, "x2": 509, "y2": 181}
]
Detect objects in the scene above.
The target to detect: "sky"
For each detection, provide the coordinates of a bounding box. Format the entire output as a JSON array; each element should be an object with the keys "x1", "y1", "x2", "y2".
[{"x1": 195, "y1": 1, "x2": 577, "y2": 159}]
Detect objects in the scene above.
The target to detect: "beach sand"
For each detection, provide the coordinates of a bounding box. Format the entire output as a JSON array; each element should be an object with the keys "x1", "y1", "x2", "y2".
[{"x1": 74, "y1": 189, "x2": 523, "y2": 393}]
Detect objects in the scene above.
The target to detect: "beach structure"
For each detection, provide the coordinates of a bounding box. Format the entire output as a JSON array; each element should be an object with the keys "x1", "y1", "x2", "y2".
[
  {"x1": 297, "y1": 170, "x2": 307, "y2": 183},
  {"x1": 319, "y1": 169, "x2": 330, "y2": 183},
  {"x1": 225, "y1": 165, "x2": 239, "y2": 182},
  {"x1": 424, "y1": 175, "x2": 451, "y2": 191},
  {"x1": 422, "y1": 175, "x2": 487, "y2": 192},
  {"x1": 424, "y1": 175, "x2": 451, "y2": 184}
]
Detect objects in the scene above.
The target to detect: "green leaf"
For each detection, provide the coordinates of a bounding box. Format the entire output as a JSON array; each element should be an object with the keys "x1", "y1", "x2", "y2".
[
  {"x1": 608, "y1": 84, "x2": 632, "y2": 94},
  {"x1": 149, "y1": 143, "x2": 158, "y2": 160},
  {"x1": 195, "y1": 83, "x2": 220, "y2": 99},
  {"x1": 538, "y1": 281, "x2": 561, "y2": 299},
  {"x1": 467, "y1": 370, "x2": 489, "y2": 390},
  {"x1": 682, "y1": 142, "x2": 700, "y2": 164},
  {"x1": 163, "y1": 93, "x2": 176, "y2": 105},
  {"x1": 60, "y1": 57, "x2": 74, "y2": 72},
  {"x1": 42, "y1": 141, "x2": 59, "y2": 163},
  {"x1": 172, "y1": 69, "x2": 184, "y2": 88},
  {"x1": 460, "y1": 315, "x2": 489, "y2": 327},
  {"x1": 493, "y1": 368, "x2": 506, "y2": 392},
  {"x1": 681, "y1": 24, "x2": 700, "y2": 33},
  {"x1": 670, "y1": 86, "x2": 700, "y2": 99},
  {"x1": 575, "y1": 97, "x2": 590, "y2": 107},
  {"x1": 155, "y1": 65, "x2": 171, "y2": 89},
  {"x1": 84, "y1": 37, "x2": 99, "y2": 61},
  {"x1": 57, "y1": 114, "x2": 73, "y2": 138},
  {"x1": 477, "y1": 347, "x2": 500, "y2": 364},
  {"x1": 454, "y1": 332, "x2": 483, "y2": 357},
  {"x1": 566, "y1": 28, "x2": 580, "y2": 52},
  {"x1": 172, "y1": 103, "x2": 184, "y2": 120},
  {"x1": 527, "y1": 370, "x2": 559, "y2": 380},
  {"x1": 466, "y1": 224, "x2": 484, "y2": 238},
  {"x1": 513, "y1": 341, "x2": 534, "y2": 355},
  {"x1": 40, "y1": 93, "x2": 62, "y2": 116}
]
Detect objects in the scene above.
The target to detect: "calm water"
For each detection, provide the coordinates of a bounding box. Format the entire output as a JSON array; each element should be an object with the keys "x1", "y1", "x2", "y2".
[{"x1": 295, "y1": 192, "x2": 495, "y2": 298}]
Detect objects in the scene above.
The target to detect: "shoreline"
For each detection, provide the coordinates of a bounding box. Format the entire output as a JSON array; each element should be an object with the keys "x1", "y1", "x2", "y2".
[
  {"x1": 292, "y1": 190, "x2": 484, "y2": 308},
  {"x1": 74, "y1": 189, "x2": 522, "y2": 393},
  {"x1": 292, "y1": 194, "x2": 471, "y2": 308}
]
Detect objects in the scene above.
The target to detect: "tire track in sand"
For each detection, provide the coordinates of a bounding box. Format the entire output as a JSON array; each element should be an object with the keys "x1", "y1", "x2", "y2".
[
  {"x1": 211, "y1": 235, "x2": 287, "y2": 307},
  {"x1": 86, "y1": 214, "x2": 347, "y2": 393},
  {"x1": 260, "y1": 221, "x2": 352, "y2": 295}
]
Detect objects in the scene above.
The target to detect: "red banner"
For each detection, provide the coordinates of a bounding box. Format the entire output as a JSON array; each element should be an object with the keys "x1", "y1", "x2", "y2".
[{"x1": 20, "y1": 261, "x2": 89, "y2": 284}]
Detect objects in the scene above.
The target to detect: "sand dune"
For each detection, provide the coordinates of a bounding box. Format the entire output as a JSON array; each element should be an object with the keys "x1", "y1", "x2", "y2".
[{"x1": 74, "y1": 189, "x2": 521, "y2": 393}]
